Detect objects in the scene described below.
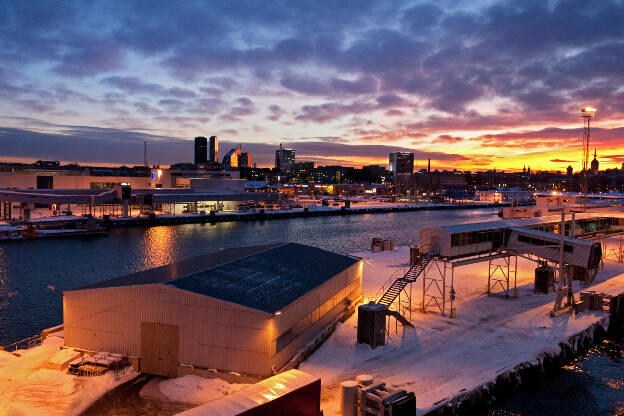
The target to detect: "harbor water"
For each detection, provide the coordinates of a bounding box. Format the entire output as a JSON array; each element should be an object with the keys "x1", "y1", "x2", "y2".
[{"x1": 1, "y1": 207, "x2": 624, "y2": 415}]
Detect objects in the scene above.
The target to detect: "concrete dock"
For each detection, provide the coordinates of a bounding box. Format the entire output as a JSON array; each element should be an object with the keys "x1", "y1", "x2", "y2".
[
  {"x1": 299, "y1": 245, "x2": 624, "y2": 415},
  {"x1": 102, "y1": 203, "x2": 506, "y2": 228}
]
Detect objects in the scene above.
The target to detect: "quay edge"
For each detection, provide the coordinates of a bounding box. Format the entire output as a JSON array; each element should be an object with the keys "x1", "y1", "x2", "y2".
[
  {"x1": 423, "y1": 316, "x2": 613, "y2": 416},
  {"x1": 101, "y1": 203, "x2": 507, "y2": 228}
]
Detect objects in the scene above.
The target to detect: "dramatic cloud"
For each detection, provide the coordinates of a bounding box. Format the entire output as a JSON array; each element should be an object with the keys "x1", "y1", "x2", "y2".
[
  {"x1": 0, "y1": 124, "x2": 473, "y2": 168},
  {"x1": 0, "y1": 0, "x2": 623, "y2": 170}
]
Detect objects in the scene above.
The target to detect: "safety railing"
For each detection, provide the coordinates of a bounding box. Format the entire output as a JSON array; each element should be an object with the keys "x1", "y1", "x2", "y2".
[{"x1": 0, "y1": 334, "x2": 42, "y2": 352}]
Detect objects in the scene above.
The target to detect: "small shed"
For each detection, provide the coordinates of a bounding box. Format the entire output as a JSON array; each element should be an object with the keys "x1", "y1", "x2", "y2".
[
  {"x1": 63, "y1": 243, "x2": 362, "y2": 377},
  {"x1": 178, "y1": 369, "x2": 321, "y2": 416}
]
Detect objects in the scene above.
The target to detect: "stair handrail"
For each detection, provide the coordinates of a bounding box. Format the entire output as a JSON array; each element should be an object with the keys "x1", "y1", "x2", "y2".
[{"x1": 372, "y1": 268, "x2": 405, "y2": 302}]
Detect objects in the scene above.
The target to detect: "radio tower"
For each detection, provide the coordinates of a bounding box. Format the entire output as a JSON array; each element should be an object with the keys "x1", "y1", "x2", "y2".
[
  {"x1": 144, "y1": 140, "x2": 148, "y2": 167},
  {"x1": 581, "y1": 107, "x2": 596, "y2": 202}
]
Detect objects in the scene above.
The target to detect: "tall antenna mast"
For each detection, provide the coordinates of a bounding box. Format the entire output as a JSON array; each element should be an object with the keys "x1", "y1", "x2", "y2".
[
  {"x1": 581, "y1": 107, "x2": 596, "y2": 208},
  {"x1": 144, "y1": 140, "x2": 148, "y2": 167}
]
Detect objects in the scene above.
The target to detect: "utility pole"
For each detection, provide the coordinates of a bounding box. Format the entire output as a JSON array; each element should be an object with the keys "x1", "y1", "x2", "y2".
[{"x1": 144, "y1": 140, "x2": 148, "y2": 167}]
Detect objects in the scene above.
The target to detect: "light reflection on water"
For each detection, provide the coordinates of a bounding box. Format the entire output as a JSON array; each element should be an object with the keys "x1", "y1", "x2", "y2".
[
  {"x1": 138, "y1": 226, "x2": 179, "y2": 270},
  {"x1": 488, "y1": 339, "x2": 624, "y2": 415}
]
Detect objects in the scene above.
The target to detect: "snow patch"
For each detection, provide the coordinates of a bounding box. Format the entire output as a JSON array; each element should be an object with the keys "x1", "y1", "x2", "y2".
[{"x1": 159, "y1": 375, "x2": 249, "y2": 405}]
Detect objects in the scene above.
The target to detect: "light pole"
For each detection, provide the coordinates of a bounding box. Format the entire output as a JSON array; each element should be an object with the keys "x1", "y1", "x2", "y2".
[{"x1": 581, "y1": 107, "x2": 596, "y2": 203}]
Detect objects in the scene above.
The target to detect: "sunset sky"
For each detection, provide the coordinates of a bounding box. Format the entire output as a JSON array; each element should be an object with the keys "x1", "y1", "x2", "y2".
[{"x1": 1, "y1": 0, "x2": 624, "y2": 171}]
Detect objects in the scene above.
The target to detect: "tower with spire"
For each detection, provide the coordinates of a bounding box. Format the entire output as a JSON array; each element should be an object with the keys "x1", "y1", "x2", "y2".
[{"x1": 591, "y1": 148, "x2": 599, "y2": 174}]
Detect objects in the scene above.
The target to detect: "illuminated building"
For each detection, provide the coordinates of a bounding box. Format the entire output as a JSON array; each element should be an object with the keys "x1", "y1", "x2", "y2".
[
  {"x1": 209, "y1": 136, "x2": 218, "y2": 163},
  {"x1": 239, "y1": 151, "x2": 252, "y2": 168},
  {"x1": 275, "y1": 144, "x2": 295, "y2": 172},
  {"x1": 388, "y1": 152, "x2": 414, "y2": 175},
  {"x1": 63, "y1": 243, "x2": 362, "y2": 377}
]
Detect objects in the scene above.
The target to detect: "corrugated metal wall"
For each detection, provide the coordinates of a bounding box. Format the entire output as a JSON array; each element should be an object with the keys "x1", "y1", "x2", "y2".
[
  {"x1": 271, "y1": 260, "x2": 362, "y2": 369},
  {"x1": 63, "y1": 259, "x2": 362, "y2": 377},
  {"x1": 64, "y1": 284, "x2": 273, "y2": 376}
]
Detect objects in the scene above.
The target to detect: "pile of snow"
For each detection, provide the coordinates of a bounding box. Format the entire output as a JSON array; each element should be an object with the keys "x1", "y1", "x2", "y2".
[{"x1": 159, "y1": 375, "x2": 249, "y2": 405}]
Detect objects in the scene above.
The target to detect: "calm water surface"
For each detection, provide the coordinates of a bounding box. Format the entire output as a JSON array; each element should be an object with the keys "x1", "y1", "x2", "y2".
[{"x1": 1, "y1": 207, "x2": 623, "y2": 414}]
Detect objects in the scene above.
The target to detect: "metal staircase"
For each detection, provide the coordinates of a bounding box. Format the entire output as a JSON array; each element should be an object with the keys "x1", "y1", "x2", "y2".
[
  {"x1": 377, "y1": 253, "x2": 434, "y2": 308},
  {"x1": 386, "y1": 309, "x2": 414, "y2": 328}
]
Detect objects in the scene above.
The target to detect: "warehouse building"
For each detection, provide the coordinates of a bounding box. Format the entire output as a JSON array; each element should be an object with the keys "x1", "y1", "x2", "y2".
[{"x1": 63, "y1": 243, "x2": 362, "y2": 377}]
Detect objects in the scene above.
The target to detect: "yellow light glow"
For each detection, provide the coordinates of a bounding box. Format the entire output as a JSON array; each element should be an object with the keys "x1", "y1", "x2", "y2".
[
  {"x1": 261, "y1": 393, "x2": 279, "y2": 401},
  {"x1": 157, "y1": 169, "x2": 162, "y2": 178},
  {"x1": 582, "y1": 107, "x2": 597, "y2": 113}
]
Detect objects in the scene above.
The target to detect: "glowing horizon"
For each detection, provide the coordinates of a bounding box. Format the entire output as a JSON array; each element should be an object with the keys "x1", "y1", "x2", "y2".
[{"x1": 1, "y1": 1, "x2": 623, "y2": 172}]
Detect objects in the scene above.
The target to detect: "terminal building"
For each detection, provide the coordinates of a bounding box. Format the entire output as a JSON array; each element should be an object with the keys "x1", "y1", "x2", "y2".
[
  {"x1": 0, "y1": 166, "x2": 275, "y2": 219},
  {"x1": 63, "y1": 243, "x2": 362, "y2": 377}
]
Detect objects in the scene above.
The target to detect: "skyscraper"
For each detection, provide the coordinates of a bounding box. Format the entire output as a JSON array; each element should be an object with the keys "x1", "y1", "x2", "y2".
[
  {"x1": 222, "y1": 145, "x2": 241, "y2": 168},
  {"x1": 194, "y1": 136, "x2": 207, "y2": 165},
  {"x1": 275, "y1": 143, "x2": 295, "y2": 172},
  {"x1": 239, "y1": 152, "x2": 252, "y2": 168},
  {"x1": 209, "y1": 136, "x2": 218, "y2": 163},
  {"x1": 388, "y1": 152, "x2": 414, "y2": 175}
]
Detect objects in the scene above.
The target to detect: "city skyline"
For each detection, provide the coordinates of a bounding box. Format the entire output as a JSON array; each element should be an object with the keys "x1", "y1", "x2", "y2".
[{"x1": 2, "y1": 1, "x2": 624, "y2": 171}]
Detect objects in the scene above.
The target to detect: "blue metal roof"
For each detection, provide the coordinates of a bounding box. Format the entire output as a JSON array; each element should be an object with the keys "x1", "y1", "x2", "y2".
[
  {"x1": 166, "y1": 243, "x2": 359, "y2": 313},
  {"x1": 73, "y1": 244, "x2": 282, "y2": 291}
]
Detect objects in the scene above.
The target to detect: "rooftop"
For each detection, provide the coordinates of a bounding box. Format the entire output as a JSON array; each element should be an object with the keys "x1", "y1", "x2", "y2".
[
  {"x1": 437, "y1": 212, "x2": 624, "y2": 234},
  {"x1": 72, "y1": 243, "x2": 360, "y2": 314},
  {"x1": 75, "y1": 244, "x2": 282, "y2": 290},
  {"x1": 167, "y1": 243, "x2": 360, "y2": 313}
]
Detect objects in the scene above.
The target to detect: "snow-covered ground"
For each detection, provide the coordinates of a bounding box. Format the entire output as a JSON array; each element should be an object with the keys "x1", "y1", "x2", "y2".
[
  {"x1": 0, "y1": 334, "x2": 137, "y2": 416},
  {"x1": 149, "y1": 375, "x2": 250, "y2": 405},
  {"x1": 300, "y1": 243, "x2": 624, "y2": 415}
]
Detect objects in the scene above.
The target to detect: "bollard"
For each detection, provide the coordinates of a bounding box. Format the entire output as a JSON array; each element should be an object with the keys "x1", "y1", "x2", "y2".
[
  {"x1": 340, "y1": 380, "x2": 358, "y2": 416},
  {"x1": 356, "y1": 374, "x2": 374, "y2": 386}
]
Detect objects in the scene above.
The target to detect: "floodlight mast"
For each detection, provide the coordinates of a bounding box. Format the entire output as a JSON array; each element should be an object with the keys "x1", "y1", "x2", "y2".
[{"x1": 581, "y1": 107, "x2": 596, "y2": 205}]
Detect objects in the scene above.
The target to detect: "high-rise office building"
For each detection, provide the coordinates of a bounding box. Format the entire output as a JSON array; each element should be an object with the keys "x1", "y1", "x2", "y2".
[
  {"x1": 194, "y1": 136, "x2": 207, "y2": 165},
  {"x1": 388, "y1": 152, "x2": 414, "y2": 175},
  {"x1": 222, "y1": 145, "x2": 241, "y2": 168},
  {"x1": 239, "y1": 152, "x2": 252, "y2": 168},
  {"x1": 209, "y1": 136, "x2": 218, "y2": 163},
  {"x1": 275, "y1": 143, "x2": 295, "y2": 172}
]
